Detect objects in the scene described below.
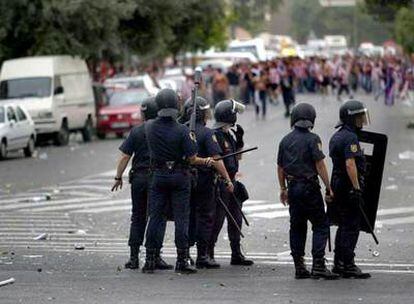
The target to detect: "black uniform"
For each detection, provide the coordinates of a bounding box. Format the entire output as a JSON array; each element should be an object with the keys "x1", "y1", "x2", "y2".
[
  {"x1": 119, "y1": 124, "x2": 151, "y2": 249},
  {"x1": 210, "y1": 128, "x2": 243, "y2": 256},
  {"x1": 188, "y1": 122, "x2": 222, "y2": 262},
  {"x1": 144, "y1": 117, "x2": 197, "y2": 251},
  {"x1": 277, "y1": 127, "x2": 329, "y2": 260},
  {"x1": 329, "y1": 124, "x2": 366, "y2": 266}
]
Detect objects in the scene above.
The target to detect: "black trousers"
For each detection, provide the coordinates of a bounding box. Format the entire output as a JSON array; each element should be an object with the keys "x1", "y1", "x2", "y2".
[
  {"x1": 189, "y1": 173, "x2": 216, "y2": 249},
  {"x1": 210, "y1": 181, "x2": 243, "y2": 249},
  {"x1": 332, "y1": 177, "x2": 361, "y2": 265},
  {"x1": 128, "y1": 172, "x2": 150, "y2": 247},
  {"x1": 145, "y1": 170, "x2": 191, "y2": 250},
  {"x1": 288, "y1": 180, "x2": 329, "y2": 259}
]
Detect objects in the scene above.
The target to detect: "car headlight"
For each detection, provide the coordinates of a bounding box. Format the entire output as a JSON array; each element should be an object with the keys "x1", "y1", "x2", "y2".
[
  {"x1": 38, "y1": 111, "x2": 54, "y2": 119},
  {"x1": 131, "y1": 112, "x2": 141, "y2": 120},
  {"x1": 99, "y1": 114, "x2": 109, "y2": 121}
]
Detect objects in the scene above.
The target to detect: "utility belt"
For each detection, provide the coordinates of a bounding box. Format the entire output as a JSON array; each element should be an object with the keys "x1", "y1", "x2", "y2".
[
  {"x1": 128, "y1": 166, "x2": 151, "y2": 183},
  {"x1": 286, "y1": 175, "x2": 319, "y2": 186},
  {"x1": 151, "y1": 160, "x2": 190, "y2": 172}
]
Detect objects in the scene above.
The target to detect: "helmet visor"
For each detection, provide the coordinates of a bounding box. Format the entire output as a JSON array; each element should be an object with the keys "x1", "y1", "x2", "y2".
[
  {"x1": 349, "y1": 108, "x2": 370, "y2": 126},
  {"x1": 232, "y1": 100, "x2": 246, "y2": 114}
]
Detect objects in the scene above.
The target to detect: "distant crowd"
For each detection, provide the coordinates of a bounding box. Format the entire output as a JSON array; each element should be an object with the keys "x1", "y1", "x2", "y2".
[{"x1": 180, "y1": 54, "x2": 414, "y2": 119}]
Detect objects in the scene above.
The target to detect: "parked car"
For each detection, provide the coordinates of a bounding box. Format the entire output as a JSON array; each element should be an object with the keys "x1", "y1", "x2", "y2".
[
  {"x1": 96, "y1": 89, "x2": 149, "y2": 139},
  {"x1": 103, "y1": 75, "x2": 160, "y2": 96},
  {"x1": 0, "y1": 56, "x2": 95, "y2": 146},
  {"x1": 0, "y1": 104, "x2": 36, "y2": 159}
]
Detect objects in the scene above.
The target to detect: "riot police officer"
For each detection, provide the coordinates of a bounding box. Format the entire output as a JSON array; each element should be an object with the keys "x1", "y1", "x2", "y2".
[
  {"x1": 329, "y1": 100, "x2": 371, "y2": 279},
  {"x1": 142, "y1": 89, "x2": 231, "y2": 274},
  {"x1": 210, "y1": 99, "x2": 254, "y2": 266},
  {"x1": 277, "y1": 103, "x2": 338, "y2": 280},
  {"x1": 184, "y1": 97, "x2": 234, "y2": 269},
  {"x1": 111, "y1": 97, "x2": 172, "y2": 270}
]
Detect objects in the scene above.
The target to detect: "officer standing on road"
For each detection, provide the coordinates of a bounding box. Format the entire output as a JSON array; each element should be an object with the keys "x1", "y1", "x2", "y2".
[
  {"x1": 329, "y1": 100, "x2": 371, "y2": 279},
  {"x1": 277, "y1": 103, "x2": 339, "y2": 280},
  {"x1": 142, "y1": 89, "x2": 232, "y2": 274},
  {"x1": 210, "y1": 99, "x2": 254, "y2": 266},
  {"x1": 111, "y1": 97, "x2": 172, "y2": 270},
  {"x1": 184, "y1": 96, "x2": 234, "y2": 269}
]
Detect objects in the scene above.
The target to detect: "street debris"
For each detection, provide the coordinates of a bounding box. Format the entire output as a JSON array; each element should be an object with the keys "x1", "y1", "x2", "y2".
[
  {"x1": 74, "y1": 244, "x2": 85, "y2": 250},
  {"x1": 23, "y1": 255, "x2": 43, "y2": 259},
  {"x1": 74, "y1": 229, "x2": 87, "y2": 235},
  {"x1": 0, "y1": 277, "x2": 15, "y2": 287},
  {"x1": 372, "y1": 251, "x2": 380, "y2": 257},
  {"x1": 398, "y1": 151, "x2": 414, "y2": 160},
  {"x1": 385, "y1": 185, "x2": 398, "y2": 191},
  {"x1": 39, "y1": 152, "x2": 48, "y2": 160},
  {"x1": 33, "y1": 233, "x2": 48, "y2": 241}
]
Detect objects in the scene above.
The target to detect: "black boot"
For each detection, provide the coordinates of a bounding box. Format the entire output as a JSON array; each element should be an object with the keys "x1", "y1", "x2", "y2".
[
  {"x1": 311, "y1": 258, "x2": 340, "y2": 280},
  {"x1": 230, "y1": 243, "x2": 254, "y2": 266},
  {"x1": 332, "y1": 255, "x2": 345, "y2": 275},
  {"x1": 175, "y1": 248, "x2": 197, "y2": 274},
  {"x1": 207, "y1": 246, "x2": 221, "y2": 268},
  {"x1": 125, "y1": 246, "x2": 139, "y2": 269},
  {"x1": 293, "y1": 256, "x2": 311, "y2": 279},
  {"x1": 342, "y1": 260, "x2": 371, "y2": 279},
  {"x1": 155, "y1": 248, "x2": 173, "y2": 270},
  {"x1": 196, "y1": 245, "x2": 220, "y2": 269},
  {"x1": 142, "y1": 248, "x2": 156, "y2": 274}
]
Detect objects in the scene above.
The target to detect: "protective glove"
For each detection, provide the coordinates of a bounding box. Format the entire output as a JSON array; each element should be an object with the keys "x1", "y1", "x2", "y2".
[
  {"x1": 232, "y1": 124, "x2": 244, "y2": 150},
  {"x1": 349, "y1": 188, "x2": 364, "y2": 208}
]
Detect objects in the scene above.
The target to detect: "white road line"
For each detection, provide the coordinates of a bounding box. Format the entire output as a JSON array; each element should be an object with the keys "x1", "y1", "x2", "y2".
[
  {"x1": 48, "y1": 185, "x2": 110, "y2": 192},
  {"x1": 0, "y1": 227, "x2": 83, "y2": 232},
  {"x1": 0, "y1": 196, "x2": 107, "y2": 211},
  {"x1": 31, "y1": 198, "x2": 130, "y2": 212},
  {"x1": 243, "y1": 200, "x2": 271, "y2": 206},
  {"x1": 377, "y1": 206, "x2": 414, "y2": 216},
  {"x1": 243, "y1": 203, "x2": 285, "y2": 212},
  {"x1": 378, "y1": 216, "x2": 414, "y2": 226},
  {"x1": 0, "y1": 219, "x2": 73, "y2": 223},
  {"x1": 73, "y1": 205, "x2": 131, "y2": 213},
  {"x1": 248, "y1": 210, "x2": 289, "y2": 219}
]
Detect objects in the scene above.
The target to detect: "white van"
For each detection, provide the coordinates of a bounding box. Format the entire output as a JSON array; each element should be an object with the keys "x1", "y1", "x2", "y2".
[
  {"x1": 228, "y1": 39, "x2": 269, "y2": 61},
  {"x1": 0, "y1": 56, "x2": 95, "y2": 145}
]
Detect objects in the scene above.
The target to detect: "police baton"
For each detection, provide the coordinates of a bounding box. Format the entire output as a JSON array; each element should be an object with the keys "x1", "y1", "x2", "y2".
[
  {"x1": 358, "y1": 200, "x2": 379, "y2": 245},
  {"x1": 189, "y1": 67, "x2": 202, "y2": 134},
  {"x1": 216, "y1": 189, "x2": 244, "y2": 238},
  {"x1": 230, "y1": 192, "x2": 250, "y2": 227},
  {"x1": 214, "y1": 146, "x2": 258, "y2": 161}
]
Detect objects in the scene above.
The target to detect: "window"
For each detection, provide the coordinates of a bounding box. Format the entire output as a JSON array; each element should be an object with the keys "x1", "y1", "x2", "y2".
[
  {"x1": 7, "y1": 107, "x2": 17, "y2": 122},
  {"x1": 16, "y1": 106, "x2": 27, "y2": 121},
  {"x1": 0, "y1": 77, "x2": 52, "y2": 99},
  {"x1": 0, "y1": 107, "x2": 4, "y2": 123}
]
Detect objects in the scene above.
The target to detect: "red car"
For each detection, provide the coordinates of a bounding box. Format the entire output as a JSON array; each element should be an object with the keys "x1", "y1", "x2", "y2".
[{"x1": 96, "y1": 89, "x2": 149, "y2": 139}]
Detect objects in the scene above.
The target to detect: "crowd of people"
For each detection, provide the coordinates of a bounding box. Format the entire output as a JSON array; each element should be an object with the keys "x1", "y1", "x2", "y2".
[{"x1": 182, "y1": 54, "x2": 414, "y2": 119}]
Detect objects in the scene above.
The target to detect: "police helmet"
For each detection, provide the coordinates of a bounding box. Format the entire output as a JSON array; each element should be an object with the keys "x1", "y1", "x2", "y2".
[
  {"x1": 213, "y1": 99, "x2": 245, "y2": 129},
  {"x1": 155, "y1": 88, "x2": 179, "y2": 118},
  {"x1": 290, "y1": 103, "x2": 316, "y2": 129},
  {"x1": 140, "y1": 96, "x2": 158, "y2": 120},
  {"x1": 184, "y1": 96, "x2": 211, "y2": 122},
  {"x1": 337, "y1": 100, "x2": 370, "y2": 128}
]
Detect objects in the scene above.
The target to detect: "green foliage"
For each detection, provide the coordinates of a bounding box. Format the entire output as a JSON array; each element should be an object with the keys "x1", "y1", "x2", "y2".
[
  {"x1": 363, "y1": 0, "x2": 412, "y2": 22},
  {"x1": 230, "y1": 0, "x2": 283, "y2": 35},
  {"x1": 395, "y1": 7, "x2": 414, "y2": 54},
  {"x1": 290, "y1": 0, "x2": 391, "y2": 45}
]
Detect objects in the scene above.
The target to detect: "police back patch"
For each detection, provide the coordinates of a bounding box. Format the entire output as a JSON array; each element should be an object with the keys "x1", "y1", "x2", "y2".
[
  {"x1": 350, "y1": 144, "x2": 358, "y2": 153},
  {"x1": 212, "y1": 134, "x2": 218, "y2": 143}
]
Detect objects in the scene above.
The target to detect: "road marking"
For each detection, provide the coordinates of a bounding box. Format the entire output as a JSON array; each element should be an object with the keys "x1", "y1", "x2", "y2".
[
  {"x1": 377, "y1": 206, "x2": 414, "y2": 216},
  {"x1": 243, "y1": 200, "x2": 270, "y2": 206},
  {"x1": 378, "y1": 216, "x2": 414, "y2": 226},
  {"x1": 243, "y1": 203, "x2": 285, "y2": 212},
  {"x1": 248, "y1": 210, "x2": 289, "y2": 218},
  {"x1": 73, "y1": 205, "x2": 131, "y2": 213},
  {"x1": 31, "y1": 198, "x2": 130, "y2": 212}
]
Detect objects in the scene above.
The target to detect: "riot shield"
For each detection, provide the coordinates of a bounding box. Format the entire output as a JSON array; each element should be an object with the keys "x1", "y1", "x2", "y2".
[{"x1": 357, "y1": 130, "x2": 388, "y2": 233}]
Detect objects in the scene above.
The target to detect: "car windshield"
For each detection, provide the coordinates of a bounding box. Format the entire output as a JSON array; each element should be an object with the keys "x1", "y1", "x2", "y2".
[
  {"x1": 109, "y1": 90, "x2": 149, "y2": 106},
  {"x1": 0, "y1": 107, "x2": 4, "y2": 123},
  {"x1": 0, "y1": 77, "x2": 52, "y2": 99}
]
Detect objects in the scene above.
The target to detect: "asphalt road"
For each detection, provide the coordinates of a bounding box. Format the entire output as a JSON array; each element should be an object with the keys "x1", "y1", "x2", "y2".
[{"x1": 1, "y1": 93, "x2": 414, "y2": 304}]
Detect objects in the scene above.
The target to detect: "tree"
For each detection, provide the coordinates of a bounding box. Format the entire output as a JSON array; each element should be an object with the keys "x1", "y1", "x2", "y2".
[
  {"x1": 395, "y1": 7, "x2": 414, "y2": 54},
  {"x1": 363, "y1": 0, "x2": 412, "y2": 22},
  {"x1": 229, "y1": 0, "x2": 283, "y2": 35},
  {"x1": 290, "y1": 0, "x2": 391, "y2": 45}
]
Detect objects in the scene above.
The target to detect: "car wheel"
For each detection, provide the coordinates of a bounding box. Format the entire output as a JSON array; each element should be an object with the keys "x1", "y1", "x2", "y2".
[
  {"x1": 54, "y1": 122, "x2": 70, "y2": 146},
  {"x1": 81, "y1": 118, "x2": 93, "y2": 142},
  {"x1": 0, "y1": 140, "x2": 7, "y2": 160},
  {"x1": 96, "y1": 131, "x2": 106, "y2": 140},
  {"x1": 24, "y1": 137, "x2": 35, "y2": 157}
]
